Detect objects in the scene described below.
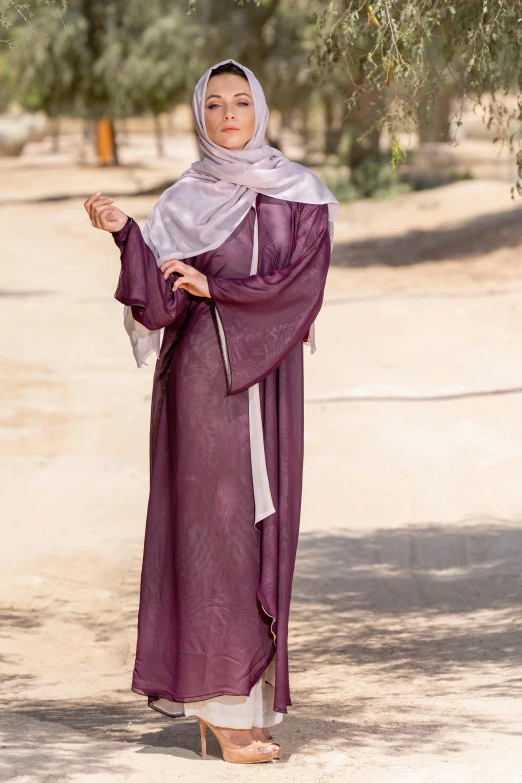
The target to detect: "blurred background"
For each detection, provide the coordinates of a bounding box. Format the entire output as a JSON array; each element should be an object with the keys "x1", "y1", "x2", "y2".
[{"x1": 2, "y1": 3, "x2": 522, "y2": 782}]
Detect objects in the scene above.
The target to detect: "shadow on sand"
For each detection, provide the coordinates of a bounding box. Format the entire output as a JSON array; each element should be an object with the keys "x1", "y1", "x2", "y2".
[
  {"x1": 331, "y1": 206, "x2": 522, "y2": 268},
  {"x1": 3, "y1": 519, "x2": 522, "y2": 778}
]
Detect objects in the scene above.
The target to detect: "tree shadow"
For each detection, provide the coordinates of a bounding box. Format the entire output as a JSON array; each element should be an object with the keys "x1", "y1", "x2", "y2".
[
  {"x1": 291, "y1": 519, "x2": 522, "y2": 677},
  {"x1": 0, "y1": 607, "x2": 52, "y2": 636},
  {"x1": 0, "y1": 290, "x2": 57, "y2": 298},
  {"x1": 331, "y1": 206, "x2": 522, "y2": 268},
  {"x1": 0, "y1": 710, "x2": 133, "y2": 782},
  {"x1": 0, "y1": 653, "x2": 37, "y2": 691}
]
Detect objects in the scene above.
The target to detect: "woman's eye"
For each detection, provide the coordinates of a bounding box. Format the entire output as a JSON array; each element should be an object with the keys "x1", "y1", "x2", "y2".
[{"x1": 206, "y1": 101, "x2": 250, "y2": 110}]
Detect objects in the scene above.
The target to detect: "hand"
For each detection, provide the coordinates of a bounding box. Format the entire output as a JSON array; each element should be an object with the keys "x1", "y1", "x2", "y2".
[
  {"x1": 84, "y1": 191, "x2": 129, "y2": 233},
  {"x1": 159, "y1": 259, "x2": 211, "y2": 299}
]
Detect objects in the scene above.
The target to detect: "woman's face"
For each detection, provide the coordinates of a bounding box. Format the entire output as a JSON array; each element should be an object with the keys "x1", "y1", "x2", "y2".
[{"x1": 204, "y1": 73, "x2": 255, "y2": 150}]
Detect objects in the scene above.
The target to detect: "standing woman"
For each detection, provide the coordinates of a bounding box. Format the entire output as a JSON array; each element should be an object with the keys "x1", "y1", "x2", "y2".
[{"x1": 85, "y1": 58, "x2": 339, "y2": 764}]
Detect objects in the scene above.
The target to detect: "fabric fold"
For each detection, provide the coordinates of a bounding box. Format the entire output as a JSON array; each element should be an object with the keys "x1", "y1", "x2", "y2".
[
  {"x1": 207, "y1": 201, "x2": 331, "y2": 395},
  {"x1": 213, "y1": 204, "x2": 276, "y2": 525}
]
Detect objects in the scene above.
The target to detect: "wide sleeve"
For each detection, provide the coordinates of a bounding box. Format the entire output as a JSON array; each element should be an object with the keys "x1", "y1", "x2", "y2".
[
  {"x1": 112, "y1": 217, "x2": 188, "y2": 330},
  {"x1": 207, "y1": 202, "x2": 331, "y2": 395}
]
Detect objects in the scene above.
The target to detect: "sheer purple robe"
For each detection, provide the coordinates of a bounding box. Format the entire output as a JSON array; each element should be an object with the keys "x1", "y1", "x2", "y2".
[{"x1": 112, "y1": 193, "x2": 331, "y2": 714}]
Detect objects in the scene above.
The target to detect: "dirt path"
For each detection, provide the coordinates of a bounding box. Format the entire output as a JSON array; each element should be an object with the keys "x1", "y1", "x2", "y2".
[{"x1": 2, "y1": 154, "x2": 522, "y2": 782}]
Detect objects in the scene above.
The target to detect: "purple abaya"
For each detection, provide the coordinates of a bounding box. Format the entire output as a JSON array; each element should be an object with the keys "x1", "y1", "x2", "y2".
[{"x1": 112, "y1": 193, "x2": 331, "y2": 714}]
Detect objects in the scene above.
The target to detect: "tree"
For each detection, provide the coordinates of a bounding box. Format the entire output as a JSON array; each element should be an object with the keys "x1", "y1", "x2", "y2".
[
  {"x1": 6, "y1": 0, "x2": 195, "y2": 164},
  {"x1": 105, "y1": 1, "x2": 195, "y2": 157},
  {"x1": 6, "y1": 12, "x2": 82, "y2": 117},
  {"x1": 308, "y1": 0, "x2": 522, "y2": 192}
]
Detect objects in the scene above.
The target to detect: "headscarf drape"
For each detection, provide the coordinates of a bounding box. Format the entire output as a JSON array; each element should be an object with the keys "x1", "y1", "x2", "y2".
[{"x1": 124, "y1": 58, "x2": 340, "y2": 367}]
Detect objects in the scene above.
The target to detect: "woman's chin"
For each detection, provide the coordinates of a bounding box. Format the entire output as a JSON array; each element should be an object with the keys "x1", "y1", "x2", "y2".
[{"x1": 215, "y1": 136, "x2": 251, "y2": 151}]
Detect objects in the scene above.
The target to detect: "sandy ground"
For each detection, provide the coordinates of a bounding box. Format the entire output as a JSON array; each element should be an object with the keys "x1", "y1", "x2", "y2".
[{"x1": 2, "y1": 136, "x2": 522, "y2": 782}]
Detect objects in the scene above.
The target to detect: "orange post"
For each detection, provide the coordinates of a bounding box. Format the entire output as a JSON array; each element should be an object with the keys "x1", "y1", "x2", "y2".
[{"x1": 96, "y1": 118, "x2": 115, "y2": 165}]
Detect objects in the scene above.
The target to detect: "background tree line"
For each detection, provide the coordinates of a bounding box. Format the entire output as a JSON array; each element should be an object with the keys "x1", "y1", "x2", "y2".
[{"x1": 2, "y1": 0, "x2": 522, "y2": 197}]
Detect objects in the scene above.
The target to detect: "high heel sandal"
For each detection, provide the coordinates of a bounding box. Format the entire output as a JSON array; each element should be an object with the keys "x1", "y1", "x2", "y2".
[{"x1": 198, "y1": 717, "x2": 277, "y2": 763}]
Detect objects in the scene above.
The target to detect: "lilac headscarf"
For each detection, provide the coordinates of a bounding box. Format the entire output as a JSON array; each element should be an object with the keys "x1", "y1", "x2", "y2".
[{"x1": 124, "y1": 57, "x2": 340, "y2": 367}]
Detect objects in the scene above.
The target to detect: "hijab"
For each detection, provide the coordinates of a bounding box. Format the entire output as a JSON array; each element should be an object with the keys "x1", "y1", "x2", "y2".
[{"x1": 125, "y1": 57, "x2": 340, "y2": 367}]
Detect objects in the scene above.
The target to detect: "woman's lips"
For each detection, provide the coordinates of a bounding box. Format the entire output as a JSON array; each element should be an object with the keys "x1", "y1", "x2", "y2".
[{"x1": 222, "y1": 127, "x2": 240, "y2": 132}]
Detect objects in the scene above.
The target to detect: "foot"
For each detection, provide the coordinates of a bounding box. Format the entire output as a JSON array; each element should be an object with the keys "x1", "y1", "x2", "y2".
[
  {"x1": 217, "y1": 727, "x2": 275, "y2": 756},
  {"x1": 216, "y1": 727, "x2": 253, "y2": 747},
  {"x1": 251, "y1": 726, "x2": 281, "y2": 755}
]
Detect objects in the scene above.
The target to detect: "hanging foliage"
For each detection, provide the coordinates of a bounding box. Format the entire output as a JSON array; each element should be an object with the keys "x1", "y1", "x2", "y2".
[
  {"x1": 307, "y1": 0, "x2": 522, "y2": 193},
  {"x1": 1, "y1": 0, "x2": 68, "y2": 48}
]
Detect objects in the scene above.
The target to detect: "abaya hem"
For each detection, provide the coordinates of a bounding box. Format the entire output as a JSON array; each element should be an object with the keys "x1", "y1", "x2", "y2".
[{"x1": 131, "y1": 641, "x2": 279, "y2": 707}]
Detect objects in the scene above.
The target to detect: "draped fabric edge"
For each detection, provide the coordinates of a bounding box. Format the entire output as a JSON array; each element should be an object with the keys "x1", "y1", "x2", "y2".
[
  {"x1": 248, "y1": 206, "x2": 277, "y2": 646},
  {"x1": 145, "y1": 652, "x2": 282, "y2": 728},
  {"x1": 213, "y1": 204, "x2": 278, "y2": 646},
  {"x1": 134, "y1": 642, "x2": 277, "y2": 707}
]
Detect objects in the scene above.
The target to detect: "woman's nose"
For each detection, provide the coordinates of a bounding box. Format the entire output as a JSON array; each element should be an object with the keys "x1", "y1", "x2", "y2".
[{"x1": 223, "y1": 107, "x2": 236, "y2": 119}]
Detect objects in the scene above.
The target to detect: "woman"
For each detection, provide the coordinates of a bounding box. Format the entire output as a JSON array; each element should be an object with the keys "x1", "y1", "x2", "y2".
[{"x1": 84, "y1": 58, "x2": 339, "y2": 764}]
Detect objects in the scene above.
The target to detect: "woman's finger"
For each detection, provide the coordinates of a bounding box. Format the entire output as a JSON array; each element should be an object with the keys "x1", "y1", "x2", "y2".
[
  {"x1": 159, "y1": 259, "x2": 178, "y2": 271},
  {"x1": 161, "y1": 260, "x2": 196, "y2": 280},
  {"x1": 84, "y1": 191, "x2": 102, "y2": 213},
  {"x1": 172, "y1": 276, "x2": 189, "y2": 292},
  {"x1": 88, "y1": 199, "x2": 113, "y2": 225},
  {"x1": 160, "y1": 259, "x2": 191, "y2": 273},
  {"x1": 92, "y1": 206, "x2": 106, "y2": 227},
  {"x1": 93, "y1": 206, "x2": 115, "y2": 228},
  {"x1": 87, "y1": 193, "x2": 112, "y2": 220},
  {"x1": 160, "y1": 261, "x2": 180, "y2": 279},
  {"x1": 92, "y1": 197, "x2": 114, "y2": 216}
]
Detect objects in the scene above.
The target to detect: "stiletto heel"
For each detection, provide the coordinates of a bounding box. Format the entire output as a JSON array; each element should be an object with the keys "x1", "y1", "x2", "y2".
[
  {"x1": 198, "y1": 718, "x2": 207, "y2": 759},
  {"x1": 196, "y1": 717, "x2": 276, "y2": 763}
]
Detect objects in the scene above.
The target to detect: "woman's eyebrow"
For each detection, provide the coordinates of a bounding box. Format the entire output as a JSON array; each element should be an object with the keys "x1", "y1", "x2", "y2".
[{"x1": 205, "y1": 92, "x2": 252, "y2": 100}]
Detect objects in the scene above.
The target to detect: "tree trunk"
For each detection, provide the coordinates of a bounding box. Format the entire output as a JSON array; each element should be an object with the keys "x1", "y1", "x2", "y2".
[
  {"x1": 347, "y1": 85, "x2": 383, "y2": 171},
  {"x1": 50, "y1": 117, "x2": 60, "y2": 153},
  {"x1": 166, "y1": 110, "x2": 174, "y2": 137},
  {"x1": 280, "y1": 109, "x2": 292, "y2": 130},
  {"x1": 154, "y1": 114, "x2": 164, "y2": 158},
  {"x1": 83, "y1": 118, "x2": 92, "y2": 142},
  {"x1": 418, "y1": 84, "x2": 458, "y2": 143},
  {"x1": 119, "y1": 117, "x2": 129, "y2": 144},
  {"x1": 323, "y1": 93, "x2": 344, "y2": 156},
  {"x1": 299, "y1": 103, "x2": 311, "y2": 150},
  {"x1": 111, "y1": 120, "x2": 119, "y2": 165}
]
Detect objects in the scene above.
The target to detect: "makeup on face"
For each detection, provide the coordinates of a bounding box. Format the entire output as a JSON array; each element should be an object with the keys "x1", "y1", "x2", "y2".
[{"x1": 204, "y1": 75, "x2": 255, "y2": 149}]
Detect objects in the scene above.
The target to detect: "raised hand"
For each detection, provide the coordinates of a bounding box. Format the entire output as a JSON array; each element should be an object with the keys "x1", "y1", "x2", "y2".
[
  {"x1": 159, "y1": 259, "x2": 211, "y2": 299},
  {"x1": 84, "y1": 191, "x2": 129, "y2": 233}
]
